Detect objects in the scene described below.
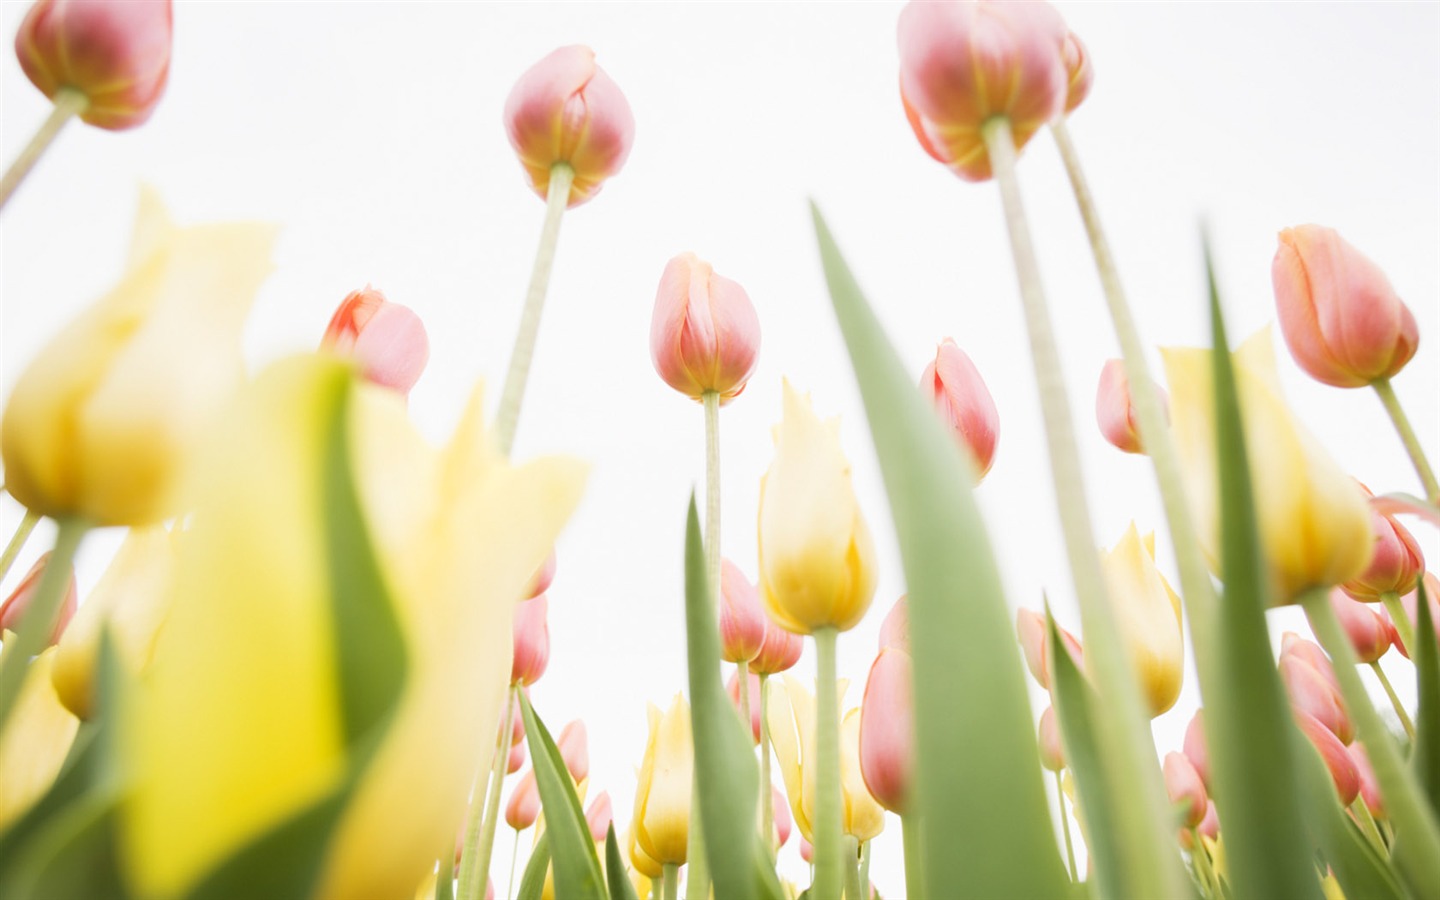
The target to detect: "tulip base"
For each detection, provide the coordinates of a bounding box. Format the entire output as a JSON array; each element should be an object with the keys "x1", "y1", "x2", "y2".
[
  {"x1": 0, "y1": 87, "x2": 88, "y2": 213},
  {"x1": 457, "y1": 684, "x2": 517, "y2": 900}
]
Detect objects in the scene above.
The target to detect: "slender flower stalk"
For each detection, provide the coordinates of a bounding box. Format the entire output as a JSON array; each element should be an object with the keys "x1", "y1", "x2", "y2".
[
  {"x1": 0, "y1": 517, "x2": 86, "y2": 737},
  {"x1": 435, "y1": 844, "x2": 456, "y2": 900},
  {"x1": 458, "y1": 685, "x2": 517, "y2": 900},
  {"x1": 1369, "y1": 661, "x2": 1415, "y2": 738},
  {"x1": 1191, "y1": 834, "x2": 1218, "y2": 898},
  {"x1": 1056, "y1": 769, "x2": 1078, "y2": 881},
  {"x1": 0, "y1": 510, "x2": 41, "y2": 585},
  {"x1": 812, "y1": 628, "x2": 843, "y2": 899},
  {"x1": 841, "y1": 835, "x2": 861, "y2": 900},
  {"x1": 1372, "y1": 379, "x2": 1439, "y2": 503},
  {"x1": 494, "y1": 164, "x2": 575, "y2": 457},
  {"x1": 1381, "y1": 591, "x2": 1416, "y2": 660},
  {"x1": 859, "y1": 841, "x2": 871, "y2": 900},
  {"x1": 901, "y1": 814, "x2": 923, "y2": 900},
  {"x1": 759, "y1": 673, "x2": 775, "y2": 851},
  {"x1": 662, "y1": 863, "x2": 679, "y2": 900},
  {"x1": 0, "y1": 87, "x2": 88, "y2": 214},
  {"x1": 506, "y1": 830, "x2": 520, "y2": 900}
]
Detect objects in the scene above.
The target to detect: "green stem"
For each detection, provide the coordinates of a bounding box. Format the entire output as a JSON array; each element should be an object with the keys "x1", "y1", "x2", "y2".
[
  {"x1": 1056, "y1": 769, "x2": 1078, "y2": 882},
  {"x1": 686, "y1": 390, "x2": 723, "y2": 900},
  {"x1": 662, "y1": 863, "x2": 679, "y2": 900},
  {"x1": 0, "y1": 510, "x2": 41, "y2": 586},
  {"x1": 985, "y1": 116, "x2": 1184, "y2": 898},
  {"x1": 1350, "y1": 795, "x2": 1389, "y2": 859},
  {"x1": 1373, "y1": 379, "x2": 1440, "y2": 504},
  {"x1": 1303, "y1": 590, "x2": 1440, "y2": 891},
  {"x1": 435, "y1": 845, "x2": 456, "y2": 900},
  {"x1": 901, "y1": 814, "x2": 923, "y2": 900},
  {"x1": 1370, "y1": 660, "x2": 1415, "y2": 739},
  {"x1": 0, "y1": 88, "x2": 88, "y2": 214},
  {"x1": 737, "y1": 660, "x2": 752, "y2": 746},
  {"x1": 1382, "y1": 591, "x2": 1417, "y2": 662},
  {"x1": 858, "y1": 840, "x2": 871, "y2": 900},
  {"x1": 841, "y1": 835, "x2": 861, "y2": 900},
  {"x1": 0, "y1": 517, "x2": 86, "y2": 737},
  {"x1": 458, "y1": 684, "x2": 516, "y2": 900},
  {"x1": 1190, "y1": 831, "x2": 1217, "y2": 899},
  {"x1": 812, "y1": 628, "x2": 842, "y2": 900},
  {"x1": 505, "y1": 829, "x2": 520, "y2": 900},
  {"x1": 759, "y1": 673, "x2": 774, "y2": 852},
  {"x1": 494, "y1": 163, "x2": 575, "y2": 458}
]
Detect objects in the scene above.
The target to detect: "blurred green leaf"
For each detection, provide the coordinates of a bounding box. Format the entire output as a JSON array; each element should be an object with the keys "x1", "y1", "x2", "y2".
[
  {"x1": 1414, "y1": 577, "x2": 1440, "y2": 816},
  {"x1": 811, "y1": 204, "x2": 1068, "y2": 898},
  {"x1": 605, "y1": 824, "x2": 639, "y2": 900},
  {"x1": 1293, "y1": 737, "x2": 1403, "y2": 900},
  {"x1": 518, "y1": 693, "x2": 606, "y2": 900},
  {"x1": 516, "y1": 832, "x2": 551, "y2": 900},
  {"x1": 681, "y1": 497, "x2": 784, "y2": 900}
]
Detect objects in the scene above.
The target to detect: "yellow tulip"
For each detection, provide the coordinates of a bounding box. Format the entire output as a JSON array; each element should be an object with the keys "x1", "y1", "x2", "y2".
[
  {"x1": 119, "y1": 355, "x2": 586, "y2": 899},
  {"x1": 1161, "y1": 328, "x2": 1372, "y2": 604},
  {"x1": 758, "y1": 380, "x2": 877, "y2": 634},
  {"x1": 1, "y1": 188, "x2": 275, "y2": 526},
  {"x1": 626, "y1": 817, "x2": 663, "y2": 881},
  {"x1": 0, "y1": 646, "x2": 79, "y2": 830},
  {"x1": 1101, "y1": 524, "x2": 1184, "y2": 717},
  {"x1": 632, "y1": 695, "x2": 692, "y2": 865}
]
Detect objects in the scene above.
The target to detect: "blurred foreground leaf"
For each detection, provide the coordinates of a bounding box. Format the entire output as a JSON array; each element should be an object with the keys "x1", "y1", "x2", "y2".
[{"x1": 1414, "y1": 578, "x2": 1440, "y2": 815}]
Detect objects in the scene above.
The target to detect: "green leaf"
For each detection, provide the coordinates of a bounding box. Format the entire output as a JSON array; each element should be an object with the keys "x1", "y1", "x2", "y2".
[
  {"x1": 1414, "y1": 577, "x2": 1440, "y2": 816},
  {"x1": 606, "y1": 824, "x2": 640, "y2": 900},
  {"x1": 811, "y1": 204, "x2": 1068, "y2": 898},
  {"x1": 1293, "y1": 737, "x2": 1403, "y2": 900},
  {"x1": 681, "y1": 497, "x2": 784, "y2": 900},
  {"x1": 516, "y1": 832, "x2": 551, "y2": 900},
  {"x1": 518, "y1": 692, "x2": 606, "y2": 900}
]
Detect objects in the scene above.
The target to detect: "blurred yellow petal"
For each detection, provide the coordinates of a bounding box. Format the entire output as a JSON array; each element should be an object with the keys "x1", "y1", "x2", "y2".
[
  {"x1": 634, "y1": 694, "x2": 692, "y2": 865},
  {"x1": 0, "y1": 646, "x2": 79, "y2": 830},
  {"x1": 1101, "y1": 523, "x2": 1184, "y2": 717},
  {"x1": 840, "y1": 708, "x2": 885, "y2": 841}
]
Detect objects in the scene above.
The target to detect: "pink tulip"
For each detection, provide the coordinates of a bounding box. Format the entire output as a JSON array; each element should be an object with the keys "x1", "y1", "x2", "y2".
[
  {"x1": 719, "y1": 559, "x2": 766, "y2": 663},
  {"x1": 1295, "y1": 710, "x2": 1360, "y2": 805},
  {"x1": 1389, "y1": 571, "x2": 1440, "y2": 659},
  {"x1": 1061, "y1": 31, "x2": 1094, "y2": 114},
  {"x1": 726, "y1": 668, "x2": 763, "y2": 744},
  {"x1": 1350, "y1": 742, "x2": 1385, "y2": 819},
  {"x1": 1342, "y1": 487, "x2": 1424, "y2": 602},
  {"x1": 1095, "y1": 359, "x2": 1166, "y2": 454},
  {"x1": 511, "y1": 593, "x2": 551, "y2": 686},
  {"x1": 556, "y1": 720, "x2": 590, "y2": 782},
  {"x1": 800, "y1": 837, "x2": 813, "y2": 864},
  {"x1": 1279, "y1": 649, "x2": 1353, "y2": 746},
  {"x1": 1272, "y1": 225, "x2": 1419, "y2": 387},
  {"x1": 878, "y1": 595, "x2": 910, "y2": 654},
  {"x1": 1037, "y1": 706, "x2": 1064, "y2": 773},
  {"x1": 771, "y1": 786, "x2": 793, "y2": 849},
  {"x1": 920, "y1": 338, "x2": 1000, "y2": 481},
  {"x1": 505, "y1": 769, "x2": 540, "y2": 830},
  {"x1": 320, "y1": 287, "x2": 430, "y2": 396},
  {"x1": 585, "y1": 791, "x2": 613, "y2": 843},
  {"x1": 1183, "y1": 710, "x2": 1210, "y2": 789},
  {"x1": 506, "y1": 738, "x2": 526, "y2": 775},
  {"x1": 859, "y1": 647, "x2": 915, "y2": 813},
  {"x1": 897, "y1": 0, "x2": 1069, "y2": 181},
  {"x1": 1180, "y1": 800, "x2": 1219, "y2": 850},
  {"x1": 0, "y1": 551, "x2": 78, "y2": 645},
  {"x1": 1163, "y1": 752, "x2": 1208, "y2": 830},
  {"x1": 649, "y1": 253, "x2": 760, "y2": 405},
  {"x1": 1015, "y1": 608, "x2": 1083, "y2": 690},
  {"x1": 1325, "y1": 590, "x2": 1393, "y2": 664},
  {"x1": 750, "y1": 614, "x2": 803, "y2": 676},
  {"x1": 504, "y1": 45, "x2": 635, "y2": 208},
  {"x1": 16, "y1": 0, "x2": 172, "y2": 130},
  {"x1": 525, "y1": 551, "x2": 557, "y2": 600}
]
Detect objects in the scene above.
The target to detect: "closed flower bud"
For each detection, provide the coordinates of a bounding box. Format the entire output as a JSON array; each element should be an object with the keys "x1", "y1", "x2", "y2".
[
  {"x1": 1095, "y1": 359, "x2": 1167, "y2": 454},
  {"x1": 626, "y1": 821, "x2": 662, "y2": 881},
  {"x1": 15, "y1": 0, "x2": 172, "y2": 130},
  {"x1": 841, "y1": 708, "x2": 886, "y2": 841},
  {"x1": 650, "y1": 253, "x2": 761, "y2": 405},
  {"x1": 1390, "y1": 571, "x2": 1440, "y2": 659},
  {"x1": 758, "y1": 381, "x2": 877, "y2": 634},
  {"x1": 1015, "y1": 608, "x2": 1083, "y2": 690},
  {"x1": 506, "y1": 738, "x2": 526, "y2": 775},
  {"x1": 1061, "y1": 31, "x2": 1094, "y2": 114},
  {"x1": 1272, "y1": 225, "x2": 1419, "y2": 387},
  {"x1": 1325, "y1": 590, "x2": 1392, "y2": 664},
  {"x1": 1183, "y1": 710, "x2": 1209, "y2": 789},
  {"x1": 727, "y1": 668, "x2": 763, "y2": 744},
  {"x1": 751, "y1": 612, "x2": 804, "y2": 675},
  {"x1": 897, "y1": 0, "x2": 1068, "y2": 181},
  {"x1": 511, "y1": 593, "x2": 550, "y2": 686},
  {"x1": 859, "y1": 647, "x2": 915, "y2": 813},
  {"x1": 720, "y1": 559, "x2": 766, "y2": 663},
  {"x1": 1102, "y1": 524, "x2": 1184, "y2": 717},
  {"x1": 0, "y1": 552, "x2": 78, "y2": 647},
  {"x1": 505, "y1": 769, "x2": 541, "y2": 831},
  {"x1": 920, "y1": 338, "x2": 1000, "y2": 481},
  {"x1": 585, "y1": 791, "x2": 612, "y2": 844},
  {"x1": 556, "y1": 720, "x2": 589, "y2": 782},
  {"x1": 1342, "y1": 486, "x2": 1424, "y2": 601},
  {"x1": 878, "y1": 595, "x2": 909, "y2": 654},
  {"x1": 771, "y1": 786, "x2": 793, "y2": 849},
  {"x1": 768, "y1": 676, "x2": 882, "y2": 843},
  {"x1": 1295, "y1": 710, "x2": 1360, "y2": 805},
  {"x1": 504, "y1": 45, "x2": 634, "y2": 207},
  {"x1": 1280, "y1": 645, "x2": 1352, "y2": 746},
  {"x1": 1037, "y1": 705, "x2": 1064, "y2": 773},
  {"x1": 320, "y1": 287, "x2": 429, "y2": 397},
  {"x1": 1162, "y1": 752, "x2": 1208, "y2": 830},
  {"x1": 633, "y1": 696, "x2": 692, "y2": 865},
  {"x1": 525, "y1": 551, "x2": 556, "y2": 600}
]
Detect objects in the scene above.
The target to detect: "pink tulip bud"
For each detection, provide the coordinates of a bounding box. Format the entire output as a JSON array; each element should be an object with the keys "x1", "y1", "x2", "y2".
[
  {"x1": 0, "y1": 551, "x2": 78, "y2": 646},
  {"x1": 750, "y1": 614, "x2": 803, "y2": 676},
  {"x1": 1015, "y1": 608, "x2": 1083, "y2": 690},
  {"x1": 15, "y1": 0, "x2": 172, "y2": 130},
  {"x1": 726, "y1": 668, "x2": 763, "y2": 744},
  {"x1": 506, "y1": 737, "x2": 526, "y2": 775},
  {"x1": 511, "y1": 593, "x2": 550, "y2": 686},
  {"x1": 1295, "y1": 710, "x2": 1360, "y2": 806},
  {"x1": 1061, "y1": 31, "x2": 1094, "y2": 114},
  {"x1": 1325, "y1": 589, "x2": 1393, "y2": 664},
  {"x1": 859, "y1": 647, "x2": 915, "y2": 813},
  {"x1": 585, "y1": 791, "x2": 613, "y2": 843},
  {"x1": 510, "y1": 692, "x2": 528, "y2": 746},
  {"x1": 1163, "y1": 752, "x2": 1208, "y2": 830},
  {"x1": 1095, "y1": 359, "x2": 1167, "y2": 454},
  {"x1": 1180, "y1": 800, "x2": 1219, "y2": 850},
  {"x1": 771, "y1": 786, "x2": 793, "y2": 849},
  {"x1": 505, "y1": 769, "x2": 540, "y2": 830},
  {"x1": 1349, "y1": 742, "x2": 1385, "y2": 819},
  {"x1": 504, "y1": 45, "x2": 635, "y2": 208},
  {"x1": 1183, "y1": 710, "x2": 1210, "y2": 789},
  {"x1": 320, "y1": 287, "x2": 430, "y2": 396},
  {"x1": 525, "y1": 551, "x2": 557, "y2": 600},
  {"x1": 800, "y1": 837, "x2": 814, "y2": 864},
  {"x1": 1390, "y1": 571, "x2": 1440, "y2": 659},
  {"x1": 649, "y1": 253, "x2": 761, "y2": 405},
  {"x1": 1341, "y1": 487, "x2": 1424, "y2": 601},
  {"x1": 878, "y1": 596, "x2": 910, "y2": 654},
  {"x1": 719, "y1": 559, "x2": 766, "y2": 663},
  {"x1": 920, "y1": 339, "x2": 999, "y2": 481},
  {"x1": 1279, "y1": 647, "x2": 1353, "y2": 746},
  {"x1": 1037, "y1": 705, "x2": 1064, "y2": 773},
  {"x1": 1272, "y1": 225, "x2": 1419, "y2": 387},
  {"x1": 556, "y1": 720, "x2": 590, "y2": 782},
  {"x1": 897, "y1": 0, "x2": 1069, "y2": 181}
]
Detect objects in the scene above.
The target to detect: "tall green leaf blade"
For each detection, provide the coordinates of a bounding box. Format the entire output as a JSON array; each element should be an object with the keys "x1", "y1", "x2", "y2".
[
  {"x1": 811, "y1": 204, "x2": 1068, "y2": 898},
  {"x1": 1414, "y1": 577, "x2": 1440, "y2": 815},
  {"x1": 605, "y1": 825, "x2": 640, "y2": 900},
  {"x1": 518, "y1": 693, "x2": 606, "y2": 900},
  {"x1": 516, "y1": 832, "x2": 552, "y2": 900}
]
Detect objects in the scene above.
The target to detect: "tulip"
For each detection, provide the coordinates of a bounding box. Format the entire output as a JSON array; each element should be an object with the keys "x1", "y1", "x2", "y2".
[
  {"x1": 585, "y1": 792, "x2": 613, "y2": 844},
  {"x1": 1163, "y1": 752, "x2": 1208, "y2": 830},
  {"x1": 751, "y1": 613, "x2": 804, "y2": 676},
  {"x1": 1161, "y1": 328, "x2": 1373, "y2": 604},
  {"x1": 727, "y1": 668, "x2": 764, "y2": 744},
  {"x1": 1015, "y1": 607, "x2": 1083, "y2": 690},
  {"x1": 841, "y1": 708, "x2": 886, "y2": 841},
  {"x1": 0, "y1": 551, "x2": 78, "y2": 646},
  {"x1": 1342, "y1": 486, "x2": 1424, "y2": 602},
  {"x1": 511, "y1": 593, "x2": 551, "y2": 686},
  {"x1": 920, "y1": 338, "x2": 1000, "y2": 480},
  {"x1": 1061, "y1": 31, "x2": 1094, "y2": 114},
  {"x1": 1, "y1": 188, "x2": 275, "y2": 527},
  {"x1": 504, "y1": 45, "x2": 635, "y2": 207},
  {"x1": 1272, "y1": 225, "x2": 1419, "y2": 387},
  {"x1": 1390, "y1": 571, "x2": 1440, "y2": 659},
  {"x1": 506, "y1": 738, "x2": 526, "y2": 775},
  {"x1": 859, "y1": 647, "x2": 914, "y2": 813},
  {"x1": 1280, "y1": 649, "x2": 1353, "y2": 746},
  {"x1": 1037, "y1": 705, "x2": 1064, "y2": 773},
  {"x1": 1179, "y1": 800, "x2": 1219, "y2": 851},
  {"x1": 650, "y1": 254, "x2": 761, "y2": 405},
  {"x1": 556, "y1": 720, "x2": 590, "y2": 782},
  {"x1": 757, "y1": 381, "x2": 877, "y2": 634},
  {"x1": 0, "y1": 647, "x2": 79, "y2": 830},
  {"x1": 119, "y1": 357, "x2": 586, "y2": 900},
  {"x1": 1295, "y1": 710, "x2": 1360, "y2": 805},
  {"x1": 320, "y1": 287, "x2": 430, "y2": 397},
  {"x1": 878, "y1": 595, "x2": 909, "y2": 654},
  {"x1": 771, "y1": 786, "x2": 793, "y2": 849},
  {"x1": 525, "y1": 551, "x2": 557, "y2": 600},
  {"x1": 1095, "y1": 359, "x2": 1167, "y2": 454},
  {"x1": 1350, "y1": 742, "x2": 1384, "y2": 819},
  {"x1": 1325, "y1": 590, "x2": 1393, "y2": 664},
  {"x1": 1101, "y1": 524, "x2": 1184, "y2": 717},
  {"x1": 15, "y1": 0, "x2": 172, "y2": 130},
  {"x1": 1183, "y1": 710, "x2": 1209, "y2": 789},
  {"x1": 897, "y1": 0, "x2": 1069, "y2": 181},
  {"x1": 505, "y1": 770, "x2": 541, "y2": 831},
  {"x1": 633, "y1": 696, "x2": 693, "y2": 865},
  {"x1": 720, "y1": 559, "x2": 766, "y2": 663},
  {"x1": 626, "y1": 820, "x2": 663, "y2": 881}
]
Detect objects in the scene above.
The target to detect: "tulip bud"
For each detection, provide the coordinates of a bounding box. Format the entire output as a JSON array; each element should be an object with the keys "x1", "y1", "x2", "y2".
[
  {"x1": 0, "y1": 552, "x2": 78, "y2": 647},
  {"x1": 1061, "y1": 31, "x2": 1094, "y2": 114},
  {"x1": 505, "y1": 769, "x2": 541, "y2": 831},
  {"x1": 771, "y1": 786, "x2": 793, "y2": 849},
  {"x1": 1102, "y1": 524, "x2": 1184, "y2": 717},
  {"x1": 719, "y1": 559, "x2": 766, "y2": 663},
  {"x1": 751, "y1": 613, "x2": 804, "y2": 675},
  {"x1": 320, "y1": 287, "x2": 429, "y2": 397},
  {"x1": 1037, "y1": 705, "x2": 1064, "y2": 773},
  {"x1": 897, "y1": 0, "x2": 1069, "y2": 181},
  {"x1": 1179, "y1": 800, "x2": 1219, "y2": 851},
  {"x1": 841, "y1": 708, "x2": 886, "y2": 841},
  {"x1": 1183, "y1": 710, "x2": 1210, "y2": 789},
  {"x1": 1095, "y1": 359, "x2": 1167, "y2": 454},
  {"x1": 1163, "y1": 752, "x2": 1208, "y2": 830},
  {"x1": 511, "y1": 593, "x2": 550, "y2": 686},
  {"x1": 1390, "y1": 571, "x2": 1440, "y2": 659},
  {"x1": 1015, "y1": 607, "x2": 1084, "y2": 690},
  {"x1": 758, "y1": 381, "x2": 877, "y2": 635},
  {"x1": 506, "y1": 738, "x2": 526, "y2": 775},
  {"x1": 15, "y1": 0, "x2": 172, "y2": 130},
  {"x1": 1280, "y1": 647, "x2": 1353, "y2": 746},
  {"x1": 525, "y1": 551, "x2": 557, "y2": 600},
  {"x1": 878, "y1": 596, "x2": 909, "y2": 654},
  {"x1": 1342, "y1": 487, "x2": 1424, "y2": 602},
  {"x1": 650, "y1": 254, "x2": 761, "y2": 405},
  {"x1": 1272, "y1": 225, "x2": 1419, "y2": 388},
  {"x1": 727, "y1": 668, "x2": 764, "y2": 744},
  {"x1": 920, "y1": 339, "x2": 1000, "y2": 481},
  {"x1": 859, "y1": 648, "x2": 915, "y2": 813},
  {"x1": 585, "y1": 791, "x2": 613, "y2": 844},
  {"x1": 1324, "y1": 590, "x2": 1393, "y2": 664},
  {"x1": 800, "y1": 837, "x2": 814, "y2": 864},
  {"x1": 556, "y1": 720, "x2": 589, "y2": 782},
  {"x1": 633, "y1": 696, "x2": 692, "y2": 865},
  {"x1": 504, "y1": 45, "x2": 635, "y2": 207},
  {"x1": 1350, "y1": 742, "x2": 1384, "y2": 819},
  {"x1": 625, "y1": 820, "x2": 662, "y2": 882},
  {"x1": 1295, "y1": 710, "x2": 1360, "y2": 805}
]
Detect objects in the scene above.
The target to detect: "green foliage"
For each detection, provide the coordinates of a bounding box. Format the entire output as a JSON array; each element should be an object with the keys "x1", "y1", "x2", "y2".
[
  {"x1": 1414, "y1": 578, "x2": 1440, "y2": 816},
  {"x1": 605, "y1": 825, "x2": 640, "y2": 900},
  {"x1": 518, "y1": 693, "x2": 606, "y2": 900},
  {"x1": 516, "y1": 832, "x2": 552, "y2": 900}
]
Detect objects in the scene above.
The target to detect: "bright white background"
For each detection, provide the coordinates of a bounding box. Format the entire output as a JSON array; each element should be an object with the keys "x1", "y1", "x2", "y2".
[{"x1": 3, "y1": 1, "x2": 1438, "y2": 896}]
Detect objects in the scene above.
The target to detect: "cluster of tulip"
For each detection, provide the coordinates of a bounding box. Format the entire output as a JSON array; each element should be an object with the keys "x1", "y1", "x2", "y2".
[{"x1": 0, "y1": 2, "x2": 1437, "y2": 900}]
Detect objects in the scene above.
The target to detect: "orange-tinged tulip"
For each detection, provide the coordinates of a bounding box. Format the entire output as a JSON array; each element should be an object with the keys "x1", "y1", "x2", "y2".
[
  {"x1": 0, "y1": 647, "x2": 79, "y2": 830},
  {"x1": 511, "y1": 593, "x2": 550, "y2": 686},
  {"x1": 1325, "y1": 590, "x2": 1393, "y2": 664},
  {"x1": 1162, "y1": 752, "x2": 1208, "y2": 830},
  {"x1": 506, "y1": 737, "x2": 526, "y2": 775},
  {"x1": 320, "y1": 287, "x2": 429, "y2": 397},
  {"x1": 650, "y1": 254, "x2": 761, "y2": 405},
  {"x1": 1280, "y1": 644, "x2": 1353, "y2": 746},
  {"x1": 1061, "y1": 31, "x2": 1094, "y2": 114},
  {"x1": 1295, "y1": 710, "x2": 1360, "y2": 805},
  {"x1": 1342, "y1": 486, "x2": 1424, "y2": 602},
  {"x1": 720, "y1": 558, "x2": 766, "y2": 663},
  {"x1": 0, "y1": 551, "x2": 77, "y2": 646},
  {"x1": 920, "y1": 338, "x2": 1000, "y2": 481},
  {"x1": 751, "y1": 613, "x2": 803, "y2": 675},
  {"x1": 727, "y1": 668, "x2": 764, "y2": 744},
  {"x1": 633, "y1": 696, "x2": 692, "y2": 865},
  {"x1": 505, "y1": 769, "x2": 541, "y2": 831},
  {"x1": 1390, "y1": 571, "x2": 1440, "y2": 659},
  {"x1": 1015, "y1": 607, "x2": 1083, "y2": 690},
  {"x1": 1101, "y1": 524, "x2": 1184, "y2": 717},
  {"x1": 1095, "y1": 359, "x2": 1167, "y2": 454},
  {"x1": 859, "y1": 647, "x2": 914, "y2": 813}
]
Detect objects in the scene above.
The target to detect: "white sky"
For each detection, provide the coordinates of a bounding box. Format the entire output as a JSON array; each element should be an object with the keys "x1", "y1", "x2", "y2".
[{"x1": 3, "y1": 1, "x2": 1438, "y2": 896}]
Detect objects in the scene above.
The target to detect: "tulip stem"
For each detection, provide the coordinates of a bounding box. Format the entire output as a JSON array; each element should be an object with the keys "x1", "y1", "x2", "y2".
[
  {"x1": 506, "y1": 828, "x2": 520, "y2": 900},
  {"x1": 859, "y1": 840, "x2": 871, "y2": 899},
  {"x1": 1055, "y1": 769, "x2": 1078, "y2": 882},
  {"x1": 1373, "y1": 379, "x2": 1440, "y2": 504},
  {"x1": 812, "y1": 627, "x2": 843, "y2": 900},
  {"x1": 759, "y1": 673, "x2": 775, "y2": 853},
  {"x1": 841, "y1": 835, "x2": 861, "y2": 900},
  {"x1": 1350, "y1": 796, "x2": 1389, "y2": 859},
  {"x1": 1189, "y1": 831, "x2": 1218, "y2": 898},
  {"x1": 662, "y1": 863, "x2": 679, "y2": 900},
  {"x1": 0, "y1": 88, "x2": 88, "y2": 215},
  {"x1": 458, "y1": 684, "x2": 517, "y2": 900},
  {"x1": 901, "y1": 815, "x2": 923, "y2": 899},
  {"x1": 0, "y1": 516, "x2": 87, "y2": 739},
  {"x1": 1303, "y1": 589, "x2": 1440, "y2": 891},
  {"x1": 737, "y1": 660, "x2": 752, "y2": 749},
  {"x1": 494, "y1": 163, "x2": 574, "y2": 458},
  {"x1": 1369, "y1": 660, "x2": 1415, "y2": 739},
  {"x1": 0, "y1": 510, "x2": 41, "y2": 586},
  {"x1": 985, "y1": 116, "x2": 1184, "y2": 896},
  {"x1": 435, "y1": 846, "x2": 456, "y2": 900},
  {"x1": 1381, "y1": 590, "x2": 1417, "y2": 661}
]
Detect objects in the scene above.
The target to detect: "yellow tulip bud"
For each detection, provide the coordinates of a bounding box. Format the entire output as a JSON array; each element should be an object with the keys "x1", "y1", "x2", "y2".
[
  {"x1": 1, "y1": 188, "x2": 276, "y2": 526},
  {"x1": 0, "y1": 646, "x2": 79, "y2": 831},
  {"x1": 626, "y1": 818, "x2": 663, "y2": 880},
  {"x1": 758, "y1": 380, "x2": 877, "y2": 635},
  {"x1": 1160, "y1": 328, "x2": 1373, "y2": 604},
  {"x1": 1101, "y1": 523, "x2": 1184, "y2": 717},
  {"x1": 840, "y1": 708, "x2": 885, "y2": 842},
  {"x1": 633, "y1": 695, "x2": 693, "y2": 866}
]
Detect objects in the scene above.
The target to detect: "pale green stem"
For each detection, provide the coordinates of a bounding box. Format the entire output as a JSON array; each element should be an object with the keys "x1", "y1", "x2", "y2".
[
  {"x1": 1055, "y1": 769, "x2": 1078, "y2": 882},
  {"x1": 1303, "y1": 589, "x2": 1440, "y2": 891},
  {"x1": 686, "y1": 390, "x2": 723, "y2": 900},
  {"x1": 901, "y1": 815, "x2": 923, "y2": 900},
  {"x1": 737, "y1": 661, "x2": 752, "y2": 766},
  {"x1": 1190, "y1": 831, "x2": 1218, "y2": 899},
  {"x1": 0, "y1": 517, "x2": 86, "y2": 737},
  {"x1": 984, "y1": 116, "x2": 1184, "y2": 898},
  {"x1": 858, "y1": 840, "x2": 871, "y2": 900},
  {"x1": 812, "y1": 628, "x2": 842, "y2": 900},
  {"x1": 759, "y1": 673, "x2": 774, "y2": 853},
  {"x1": 1370, "y1": 660, "x2": 1415, "y2": 739},
  {"x1": 662, "y1": 863, "x2": 679, "y2": 900},
  {"x1": 841, "y1": 835, "x2": 861, "y2": 900},
  {"x1": 1373, "y1": 378, "x2": 1440, "y2": 504},
  {"x1": 458, "y1": 684, "x2": 516, "y2": 900},
  {"x1": 650, "y1": 875, "x2": 661, "y2": 900},
  {"x1": 1382, "y1": 591, "x2": 1417, "y2": 662},
  {"x1": 1350, "y1": 796, "x2": 1389, "y2": 859},
  {"x1": 435, "y1": 846, "x2": 456, "y2": 900},
  {"x1": 0, "y1": 88, "x2": 87, "y2": 214},
  {"x1": 494, "y1": 164, "x2": 574, "y2": 458},
  {"x1": 0, "y1": 510, "x2": 41, "y2": 586},
  {"x1": 505, "y1": 829, "x2": 520, "y2": 900}
]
